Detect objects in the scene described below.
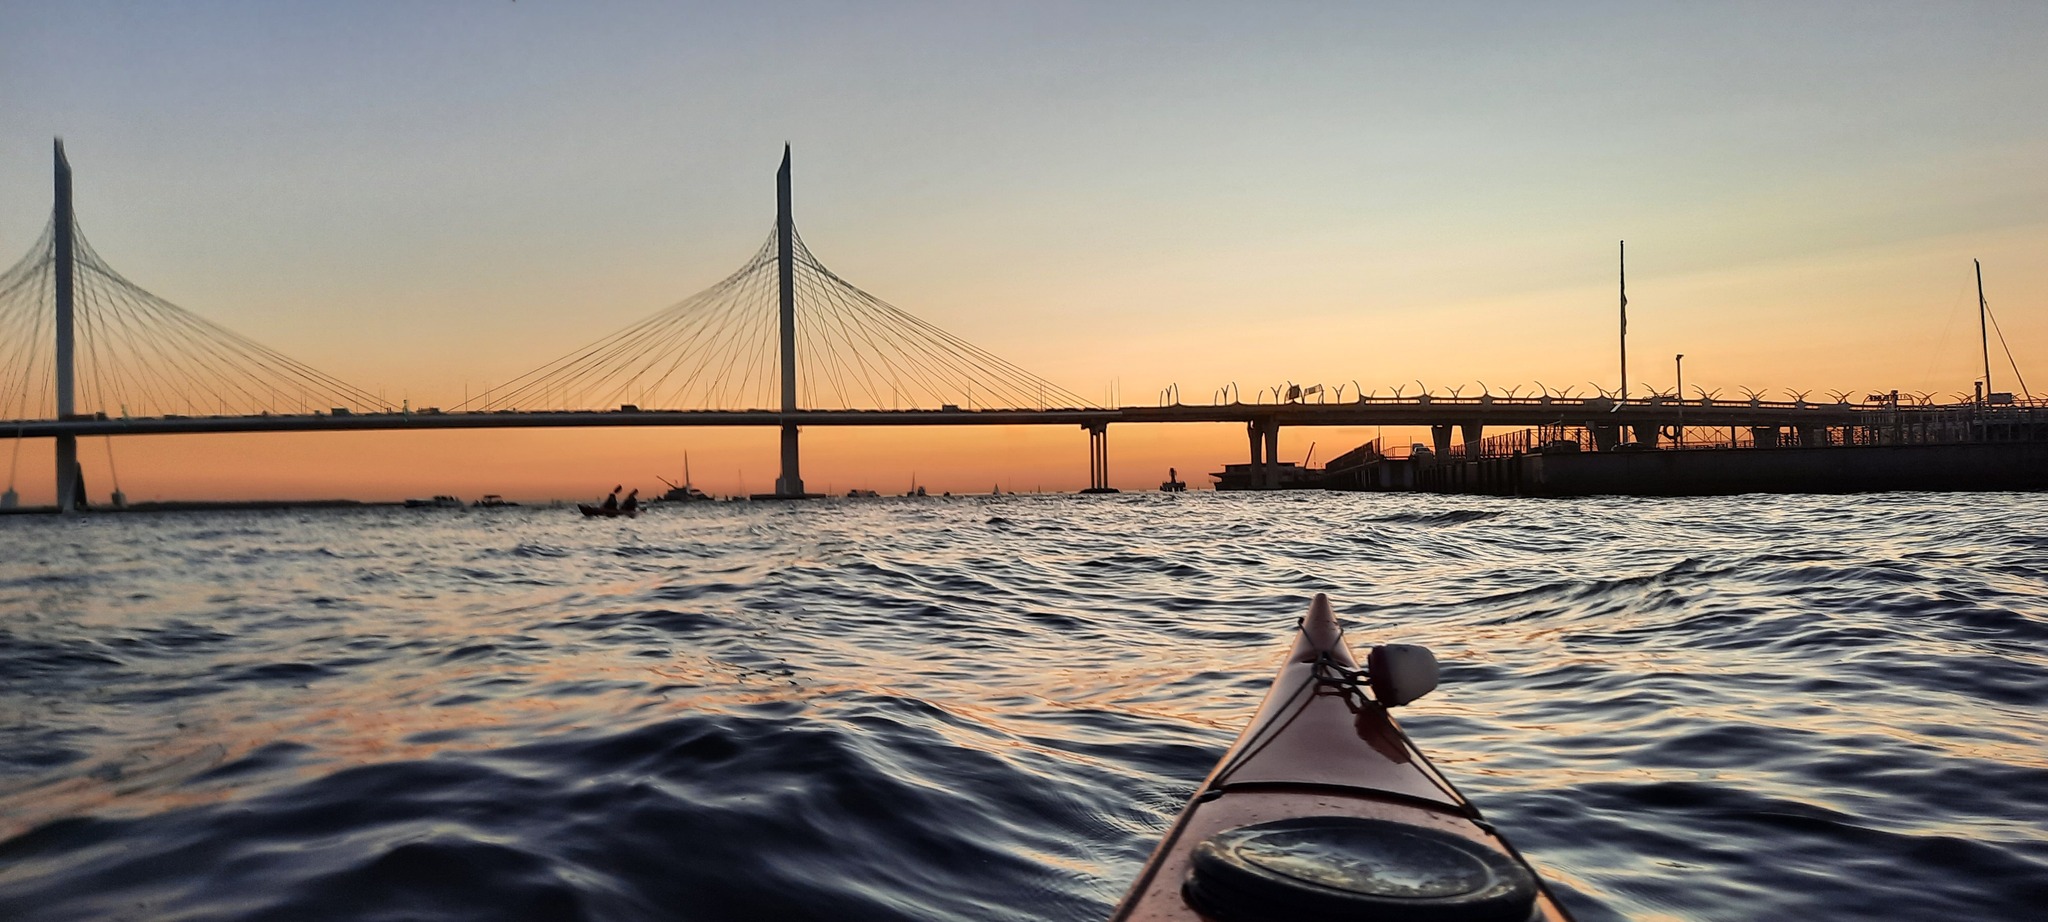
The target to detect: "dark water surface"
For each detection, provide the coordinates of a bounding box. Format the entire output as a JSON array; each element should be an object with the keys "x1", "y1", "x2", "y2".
[{"x1": 1, "y1": 493, "x2": 2043, "y2": 921}]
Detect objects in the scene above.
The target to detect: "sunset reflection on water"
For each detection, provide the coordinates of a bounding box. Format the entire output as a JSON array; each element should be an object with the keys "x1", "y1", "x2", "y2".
[{"x1": 3, "y1": 492, "x2": 2045, "y2": 921}]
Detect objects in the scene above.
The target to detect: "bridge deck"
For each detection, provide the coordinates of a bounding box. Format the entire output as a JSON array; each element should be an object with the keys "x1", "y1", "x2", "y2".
[{"x1": 2, "y1": 398, "x2": 1907, "y2": 438}]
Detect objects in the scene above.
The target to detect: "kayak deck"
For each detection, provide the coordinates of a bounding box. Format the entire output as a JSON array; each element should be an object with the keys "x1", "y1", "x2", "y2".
[{"x1": 1109, "y1": 594, "x2": 1572, "y2": 922}]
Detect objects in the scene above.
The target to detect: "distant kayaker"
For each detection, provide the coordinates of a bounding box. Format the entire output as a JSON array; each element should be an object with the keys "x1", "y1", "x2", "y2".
[
  {"x1": 600, "y1": 485, "x2": 621, "y2": 511},
  {"x1": 620, "y1": 489, "x2": 640, "y2": 513}
]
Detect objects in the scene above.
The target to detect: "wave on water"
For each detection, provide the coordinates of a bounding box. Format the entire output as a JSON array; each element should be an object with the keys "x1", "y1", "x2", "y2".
[
  {"x1": 1364, "y1": 508, "x2": 1507, "y2": 526},
  {"x1": 2, "y1": 492, "x2": 2046, "y2": 921}
]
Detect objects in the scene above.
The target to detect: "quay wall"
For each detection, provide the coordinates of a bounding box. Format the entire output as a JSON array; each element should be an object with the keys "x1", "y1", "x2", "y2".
[{"x1": 1410, "y1": 442, "x2": 2048, "y2": 496}]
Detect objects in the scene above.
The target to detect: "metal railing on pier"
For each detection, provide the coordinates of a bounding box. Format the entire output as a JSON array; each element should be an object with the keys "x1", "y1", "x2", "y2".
[{"x1": 1437, "y1": 404, "x2": 2048, "y2": 462}]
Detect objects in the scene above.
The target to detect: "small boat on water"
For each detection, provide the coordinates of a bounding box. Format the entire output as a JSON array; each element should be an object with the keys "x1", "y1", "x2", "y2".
[
  {"x1": 655, "y1": 454, "x2": 715, "y2": 503},
  {"x1": 579, "y1": 485, "x2": 640, "y2": 517},
  {"x1": 1109, "y1": 593, "x2": 1573, "y2": 922},
  {"x1": 655, "y1": 478, "x2": 712, "y2": 503},
  {"x1": 472, "y1": 494, "x2": 518, "y2": 508},
  {"x1": 403, "y1": 495, "x2": 462, "y2": 509}
]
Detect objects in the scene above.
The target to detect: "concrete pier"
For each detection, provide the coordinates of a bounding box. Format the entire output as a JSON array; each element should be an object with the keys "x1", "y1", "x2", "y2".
[
  {"x1": 1245, "y1": 421, "x2": 1264, "y2": 488},
  {"x1": 773, "y1": 423, "x2": 804, "y2": 496},
  {"x1": 1430, "y1": 424, "x2": 1453, "y2": 459},
  {"x1": 1082, "y1": 422, "x2": 1117, "y2": 493},
  {"x1": 1401, "y1": 441, "x2": 2048, "y2": 496},
  {"x1": 1262, "y1": 422, "x2": 1279, "y2": 489},
  {"x1": 1241, "y1": 419, "x2": 1282, "y2": 489}
]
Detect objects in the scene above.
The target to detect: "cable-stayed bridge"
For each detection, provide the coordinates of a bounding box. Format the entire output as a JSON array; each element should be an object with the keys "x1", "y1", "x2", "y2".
[{"x1": 0, "y1": 141, "x2": 1952, "y2": 510}]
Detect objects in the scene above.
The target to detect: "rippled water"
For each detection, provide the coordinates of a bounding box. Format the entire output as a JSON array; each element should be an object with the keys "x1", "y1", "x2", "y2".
[{"x1": 1, "y1": 492, "x2": 2044, "y2": 921}]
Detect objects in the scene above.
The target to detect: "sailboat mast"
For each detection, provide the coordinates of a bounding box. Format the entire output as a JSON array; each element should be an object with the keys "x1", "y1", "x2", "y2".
[{"x1": 1977, "y1": 259, "x2": 1992, "y2": 402}]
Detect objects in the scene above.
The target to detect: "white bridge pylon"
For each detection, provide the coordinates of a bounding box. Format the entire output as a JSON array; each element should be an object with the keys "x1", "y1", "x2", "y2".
[
  {"x1": 1, "y1": 142, "x2": 1096, "y2": 506},
  {"x1": 468, "y1": 146, "x2": 1095, "y2": 497},
  {"x1": 0, "y1": 141, "x2": 394, "y2": 510}
]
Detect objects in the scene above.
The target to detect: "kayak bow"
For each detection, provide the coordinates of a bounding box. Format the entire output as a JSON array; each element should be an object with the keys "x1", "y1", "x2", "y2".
[{"x1": 1108, "y1": 593, "x2": 1573, "y2": 922}]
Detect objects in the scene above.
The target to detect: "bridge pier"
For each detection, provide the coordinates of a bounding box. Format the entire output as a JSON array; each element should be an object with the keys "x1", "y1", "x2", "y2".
[
  {"x1": 1082, "y1": 422, "x2": 1117, "y2": 492},
  {"x1": 1245, "y1": 421, "x2": 1264, "y2": 487},
  {"x1": 1430, "y1": 424, "x2": 1453, "y2": 461},
  {"x1": 1243, "y1": 419, "x2": 1280, "y2": 488},
  {"x1": 1591, "y1": 425, "x2": 1621, "y2": 452},
  {"x1": 1263, "y1": 422, "x2": 1279, "y2": 488},
  {"x1": 1461, "y1": 423, "x2": 1484, "y2": 458},
  {"x1": 1751, "y1": 426, "x2": 1781, "y2": 448},
  {"x1": 773, "y1": 423, "x2": 805, "y2": 497},
  {"x1": 55, "y1": 438, "x2": 80, "y2": 511},
  {"x1": 1631, "y1": 423, "x2": 1659, "y2": 448}
]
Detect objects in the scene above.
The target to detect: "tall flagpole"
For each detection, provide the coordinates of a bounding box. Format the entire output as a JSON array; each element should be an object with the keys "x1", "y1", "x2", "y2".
[
  {"x1": 1976, "y1": 259, "x2": 1992, "y2": 404},
  {"x1": 1619, "y1": 240, "x2": 1628, "y2": 407}
]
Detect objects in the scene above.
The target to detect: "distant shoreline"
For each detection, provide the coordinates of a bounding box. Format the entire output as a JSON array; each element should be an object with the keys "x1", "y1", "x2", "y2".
[{"x1": 0, "y1": 499, "x2": 394, "y2": 515}]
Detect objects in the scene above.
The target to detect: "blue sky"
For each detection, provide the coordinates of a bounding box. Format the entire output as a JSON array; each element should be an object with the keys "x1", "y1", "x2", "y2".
[{"x1": 4, "y1": 1, "x2": 2045, "y2": 406}]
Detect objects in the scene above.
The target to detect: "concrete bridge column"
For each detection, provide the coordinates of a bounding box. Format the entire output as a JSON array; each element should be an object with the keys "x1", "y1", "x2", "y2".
[
  {"x1": 773, "y1": 424, "x2": 806, "y2": 497},
  {"x1": 56, "y1": 440, "x2": 80, "y2": 511},
  {"x1": 1430, "y1": 424, "x2": 1454, "y2": 461},
  {"x1": 1460, "y1": 423, "x2": 1485, "y2": 459},
  {"x1": 1246, "y1": 421, "x2": 1265, "y2": 488},
  {"x1": 1750, "y1": 426, "x2": 1780, "y2": 448},
  {"x1": 1263, "y1": 422, "x2": 1280, "y2": 488},
  {"x1": 1085, "y1": 422, "x2": 1111, "y2": 491},
  {"x1": 1631, "y1": 423, "x2": 1659, "y2": 448},
  {"x1": 1796, "y1": 425, "x2": 1824, "y2": 447},
  {"x1": 1591, "y1": 425, "x2": 1621, "y2": 452}
]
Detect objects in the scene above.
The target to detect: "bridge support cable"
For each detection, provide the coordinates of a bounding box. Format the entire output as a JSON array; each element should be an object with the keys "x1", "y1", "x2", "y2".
[
  {"x1": 0, "y1": 153, "x2": 389, "y2": 431},
  {"x1": 473, "y1": 209, "x2": 1092, "y2": 415},
  {"x1": 0, "y1": 221, "x2": 56, "y2": 427},
  {"x1": 0, "y1": 224, "x2": 391, "y2": 422}
]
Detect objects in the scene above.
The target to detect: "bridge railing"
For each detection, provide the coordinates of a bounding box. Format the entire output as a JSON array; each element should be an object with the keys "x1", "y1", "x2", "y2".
[
  {"x1": 1436, "y1": 405, "x2": 2048, "y2": 461},
  {"x1": 1257, "y1": 394, "x2": 1891, "y2": 413}
]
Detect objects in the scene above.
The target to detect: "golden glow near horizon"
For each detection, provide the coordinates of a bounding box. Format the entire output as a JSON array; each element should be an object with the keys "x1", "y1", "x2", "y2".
[{"x1": 2, "y1": 5, "x2": 2045, "y2": 502}]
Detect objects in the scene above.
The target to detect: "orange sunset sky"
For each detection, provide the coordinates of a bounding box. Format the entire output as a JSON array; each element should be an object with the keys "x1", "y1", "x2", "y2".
[{"x1": 3, "y1": 4, "x2": 2046, "y2": 503}]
